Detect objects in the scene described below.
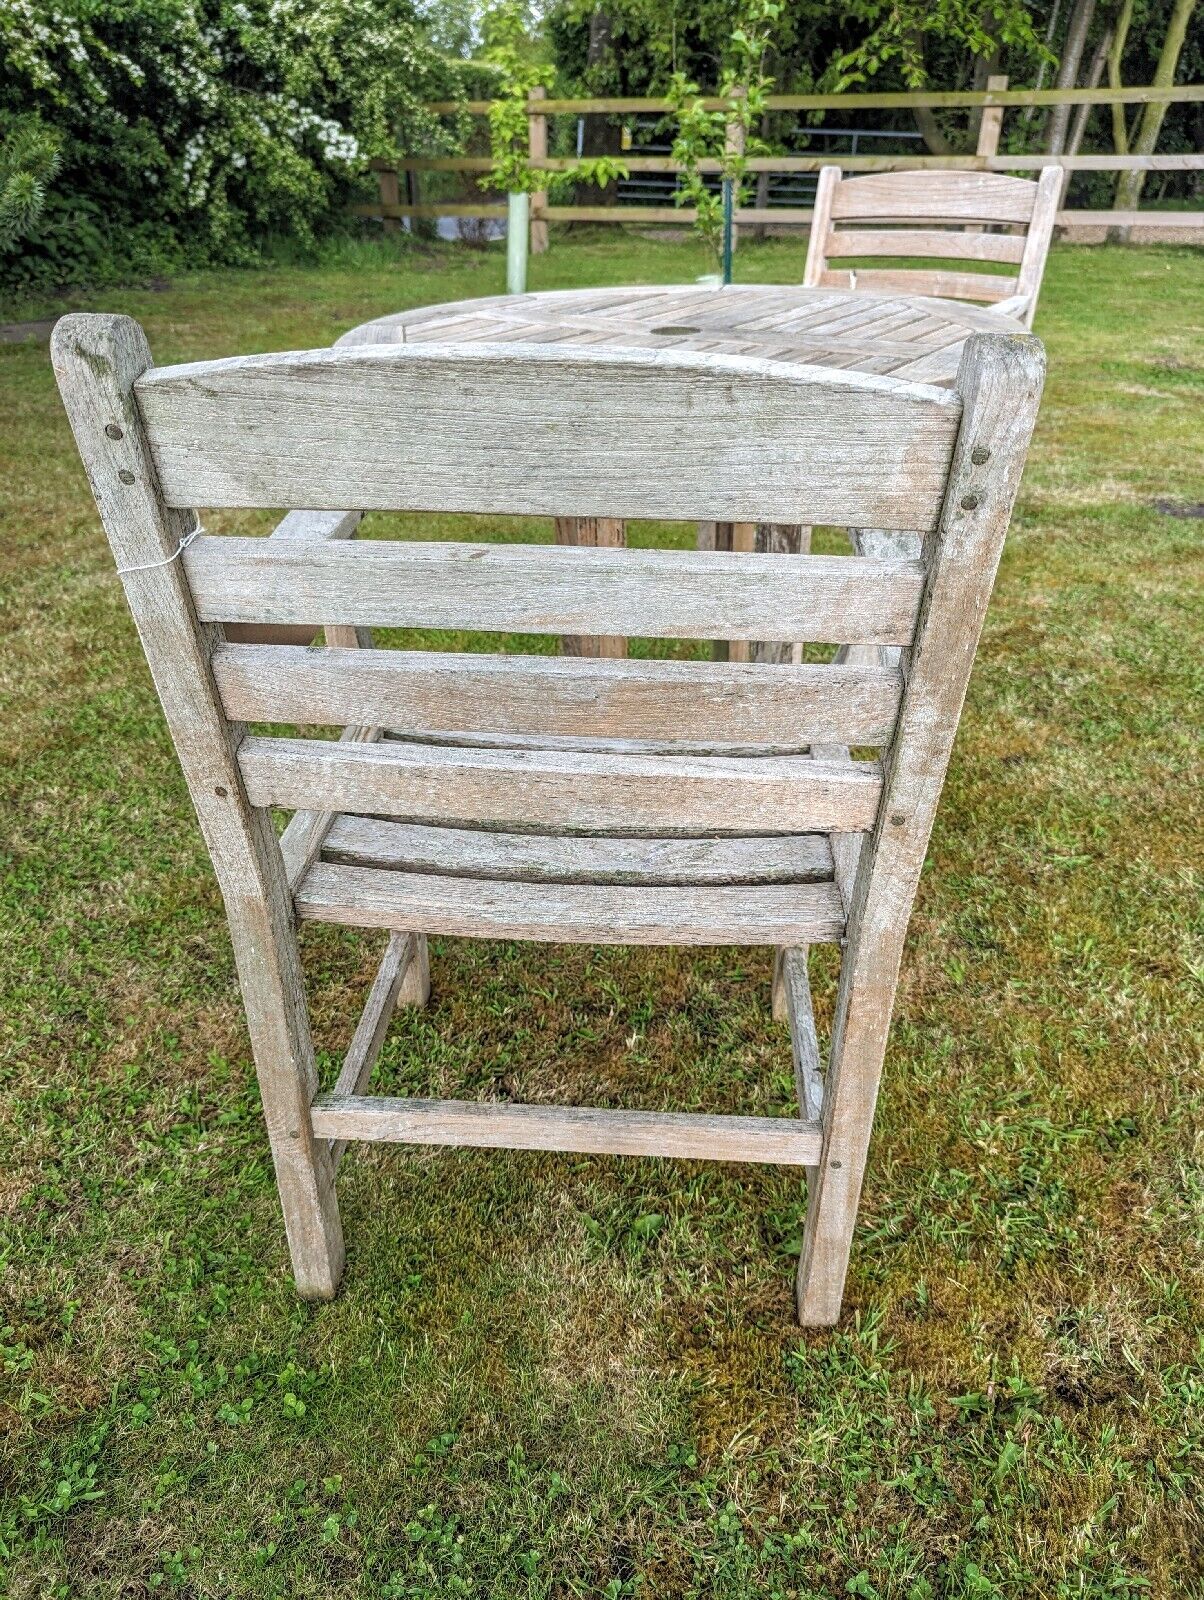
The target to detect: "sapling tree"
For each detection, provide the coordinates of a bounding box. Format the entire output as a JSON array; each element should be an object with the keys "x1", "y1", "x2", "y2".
[
  {"x1": 665, "y1": 0, "x2": 780, "y2": 271},
  {"x1": 480, "y1": 1, "x2": 627, "y2": 200}
]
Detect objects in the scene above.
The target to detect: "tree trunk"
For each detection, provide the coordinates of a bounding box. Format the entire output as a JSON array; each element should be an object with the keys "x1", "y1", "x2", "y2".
[
  {"x1": 967, "y1": 47, "x2": 1002, "y2": 149},
  {"x1": 754, "y1": 150, "x2": 770, "y2": 239},
  {"x1": 1111, "y1": 0, "x2": 1197, "y2": 221},
  {"x1": 579, "y1": 8, "x2": 620, "y2": 204},
  {"x1": 1107, "y1": 0, "x2": 1136, "y2": 153},
  {"x1": 913, "y1": 102, "x2": 957, "y2": 155},
  {"x1": 1057, "y1": 24, "x2": 1113, "y2": 208},
  {"x1": 909, "y1": 30, "x2": 957, "y2": 153},
  {"x1": 1023, "y1": 0, "x2": 1063, "y2": 124},
  {"x1": 1047, "y1": 0, "x2": 1098, "y2": 154}
]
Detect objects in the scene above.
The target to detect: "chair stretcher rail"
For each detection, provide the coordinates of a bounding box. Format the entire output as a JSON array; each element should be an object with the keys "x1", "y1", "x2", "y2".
[{"x1": 309, "y1": 1095, "x2": 824, "y2": 1166}]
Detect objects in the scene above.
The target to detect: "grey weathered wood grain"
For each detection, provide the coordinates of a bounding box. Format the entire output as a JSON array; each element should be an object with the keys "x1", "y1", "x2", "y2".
[
  {"x1": 321, "y1": 815, "x2": 835, "y2": 886},
  {"x1": 381, "y1": 728, "x2": 819, "y2": 757},
  {"x1": 278, "y1": 722, "x2": 383, "y2": 891},
  {"x1": 1013, "y1": 166, "x2": 1062, "y2": 326},
  {"x1": 51, "y1": 312, "x2": 345, "y2": 1300},
  {"x1": 134, "y1": 342, "x2": 962, "y2": 530},
  {"x1": 55, "y1": 306, "x2": 1044, "y2": 1326},
  {"x1": 224, "y1": 509, "x2": 365, "y2": 648},
  {"x1": 272, "y1": 509, "x2": 364, "y2": 542},
  {"x1": 239, "y1": 737, "x2": 883, "y2": 836},
  {"x1": 327, "y1": 931, "x2": 420, "y2": 1169},
  {"x1": 294, "y1": 862, "x2": 847, "y2": 945},
  {"x1": 309, "y1": 1095, "x2": 824, "y2": 1166},
  {"x1": 245, "y1": 506, "x2": 374, "y2": 869},
  {"x1": 818, "y1": 267, "x2": 1018, "y2": 303},
  {"x1": 824, "y1": 228, "x2": 1026, "y2": 264},
  {"x1": 781, "y1": 947, "x2": 824, "y2": 1126},
  {"x1": 803, "y1": 166, "x2": 839, "y2": 290},
  {"x1": 210, "y1": 644, "x2": 905, "y2": 748},
  {"x1": 804, "y1": 167, "x2": 1057, "y2": 326},
  {"x1": 554, "y1": 515, "x2": 627, "y2": 657},
  {"x1": 184, "y1": 538, "x2": 927, "y2": 645},
  {"x1": 337, "y1": 284, "x2": 1027, "y2": 386},
  {"x1": 795, "y1": 330, "x2": 1045, "y2": 1326},
  {"x1": 989, "y1": 294, "x2": 1033, "y2": 321},
  {"x1": 828, "y1": 170, "x2": 1038, "y2": 223}
]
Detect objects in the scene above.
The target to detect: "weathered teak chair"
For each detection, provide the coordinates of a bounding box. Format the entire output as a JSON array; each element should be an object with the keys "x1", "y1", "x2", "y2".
[
  {"x1": 54, "y1": 313, "x2": 1043, "y2": 1325},
  {"x1": 803, "y1": 165, "x2": 1062, "y2": 329}
]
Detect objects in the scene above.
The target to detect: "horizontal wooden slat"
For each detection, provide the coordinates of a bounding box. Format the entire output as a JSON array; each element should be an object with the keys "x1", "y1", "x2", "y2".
[
  {"x1": 278, "y1": 722, "x2": 382, "y2": 887},
  {"x1": 1001, "y1": 154, "x2": 1202, "y2": 171},
  {"x1": 322, "y1": 816, "x2": 835, "y2": 886},
  {"x1": 224, "y1": 508, "x2": 367, "y2": 650},
  {"x1": 1055, "y1": 209, "x2": 1204, "y2": 229},
  {"x1": 818, "y1": 267, "x2": 1018, "y2": 302},
  {"x1": 423, "y1": 87, "x2": 1204, "y2": 116},
  {"x1": 358, "y1": 203, "x2": 1204, "y2": 233},
  {"x1": 294, "y1": 861, "x2": 847, "y2": 944},
  {"x1": 382, "y1": 153, "x2": 1204, "y2": 174},
  {"x1": 824, "y1": 227, "x2": 1027, "y2": 264},
  {"x1": 212, "y1": 644, "x2": 905, "y2": 746},
  {"x1": 830, "y1": 171, "x2": 1038, "y2": 224},
  {"x1": 378, "y1": 731, "x2": 813, "y2": 757},
  {"x1": 352, "y1": 202, "x2": 510, "y2": 219},
  {"x1": 308, "y1": 1095, "x2": 823, "y2": 1166},
  {"x1": 381, "y1": 152, "x2": 1046, "y2": 174},
  {"x1": 242, "y1": 737, "x2": 882, "y2": 835},
  {"x1": 134, "y1": 342, "x2": 961, "y2": 531},
  {"x1": 186, "y1": 540, "x2": 925, "y2": 646}
]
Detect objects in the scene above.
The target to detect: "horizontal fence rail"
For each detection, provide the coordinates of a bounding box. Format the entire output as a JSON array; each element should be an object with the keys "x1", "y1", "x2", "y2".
[
  {"x1": 365, "y1": 82, "x2": 1203, "y2": 245},
  {"x1": 374, "y1": 153, "x2": 1201, "y2": 173},
  {"x1": 424, "y1": 85, "x2": 1204, "y2": 116}
]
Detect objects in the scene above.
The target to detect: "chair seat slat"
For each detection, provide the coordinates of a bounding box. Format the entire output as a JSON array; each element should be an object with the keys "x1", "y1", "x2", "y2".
[
  {"x1": 294, "y1": 861, "x2": 847, "y2": 945},
  {"x1": 321, "y1": 815, "x2": 836, "y2": 886},
  {"x1": 241, "y1": 736, "x2": 882, "y2": 836},
  {"x1": 212, "y1": 643, "x2": 905, "y2": 748}
]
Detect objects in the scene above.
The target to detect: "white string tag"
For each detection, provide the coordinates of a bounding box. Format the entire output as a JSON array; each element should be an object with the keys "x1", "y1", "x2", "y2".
[{"x1": 115, "y1": 519, "x2": 204, "y2": 577}]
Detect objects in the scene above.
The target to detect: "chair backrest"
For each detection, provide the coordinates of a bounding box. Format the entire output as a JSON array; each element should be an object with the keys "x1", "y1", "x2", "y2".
[
  {"x1": 52, "y1": 315, "x2": 1043, "y2": 952},
  {"x1": 802, "y1": 166, "x2": 1061, "y2": 328}
]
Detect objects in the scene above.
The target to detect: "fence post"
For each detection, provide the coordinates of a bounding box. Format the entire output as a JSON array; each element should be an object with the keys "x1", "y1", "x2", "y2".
[
  {"x1": 377, "y1": 164, "x2": 401, "y2": 234},
  {"x1": 724, "y1": 87, "x2": 746, "y2": 253},
  {"x1": 528, "y1": 86, "x2": 549, "y2": 254},
  {"x1": 976, "y1": 74, "x2": 1008, "y2": 160}
]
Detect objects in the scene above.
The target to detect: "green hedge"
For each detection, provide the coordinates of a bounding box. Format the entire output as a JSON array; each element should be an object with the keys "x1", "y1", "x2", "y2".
[{"x1": 0, "y1": 0, "x2": 475, "y2": 292}]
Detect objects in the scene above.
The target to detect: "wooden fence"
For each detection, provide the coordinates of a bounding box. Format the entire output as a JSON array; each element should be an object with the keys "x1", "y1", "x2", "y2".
[{"x1": 359, "y1": 80, "x2": 1204, "y2": 250}]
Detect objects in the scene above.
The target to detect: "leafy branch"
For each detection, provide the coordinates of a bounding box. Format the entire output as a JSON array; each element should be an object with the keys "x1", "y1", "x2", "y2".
[
  {"x1": 665, "y1": 0, "x2": 779, "y2": 269},
  {"x1": 0, "y1": 116, "x2": 62, "y2": 253},
  {"x1": 480, "y1": 1, "x2": 626, "y2": 199}
]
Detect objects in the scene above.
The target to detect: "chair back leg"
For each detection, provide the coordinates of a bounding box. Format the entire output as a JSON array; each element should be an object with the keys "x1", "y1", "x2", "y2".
[{"x1": 51, "y1": 314, "x2": 346, "y2": 1299}]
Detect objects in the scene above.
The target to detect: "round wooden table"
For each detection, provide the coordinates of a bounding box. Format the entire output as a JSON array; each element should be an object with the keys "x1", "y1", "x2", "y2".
[
  {"x1": 338, "y1": 286, "x2": 1024, "y2": 657},
  {"x1": 338, "y1": 283, "x2": 1023, "y2": 384}
]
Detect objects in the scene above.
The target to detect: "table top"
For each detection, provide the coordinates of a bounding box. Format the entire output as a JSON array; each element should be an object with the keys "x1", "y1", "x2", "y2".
[{"x1": 337, "y1": 284, "x2": 1024, "y2": 386}]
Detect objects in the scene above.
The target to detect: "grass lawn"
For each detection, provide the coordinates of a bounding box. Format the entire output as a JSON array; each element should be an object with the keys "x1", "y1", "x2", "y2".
[{"x1": 1, "y1": 229, "x2": 1202, "y2": 1598}]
